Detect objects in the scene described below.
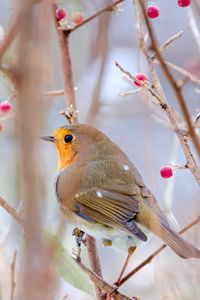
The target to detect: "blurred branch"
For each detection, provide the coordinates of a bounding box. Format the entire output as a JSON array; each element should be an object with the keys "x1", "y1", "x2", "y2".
[
  {"x1": 10, "y1": 249, "x2": 17, "y2": 300},
  {"x1": 187, "y1": 6, "x2": 200, "y2": 54},
  {"x1": 154, "y1": 60, "x2": 200, "y2": 85},
  {"x1": 119, "y1": 216, "x2": 200, "y2": 287},
  {"x1": 76, "y1": 260, "x2": 131, "y2": 300},
  {"x1": 158, "y1": 31, "x2": 183, "y2": 53},
  {"x1": 0, "y1": 13, "x2": 20, "y2": 63},
  {"x1": 43, "y1": 89, "x2": 64, "y2": 97},
  {"x1": 86, "y1": 12, "x2": 111, "y2": 123},
  {"x1": 115, "y1": 61, "x2": 200, "y2": 185},
  {"x1": 193, "y1": 0, "x2": 200, "y2": 18},
  {"x1": 16, "y1": 1, "x2": 57, "y2": 299},
  {"x1": 52, "y1": 3, "x2": 77, "y2": 123},
  {"x1": 0, "y1": 196, "x2": 24, "y2": 227},
  {"x1": 67, "y1": 0, "x2": 124, "y2": 35},
  {"x1": 138, "y1": 0, "x2": 200, "y2": 158}
]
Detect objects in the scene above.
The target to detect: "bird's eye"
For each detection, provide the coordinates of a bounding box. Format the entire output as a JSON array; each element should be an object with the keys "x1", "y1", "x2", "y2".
[{"x1": 64, "y1": 134, "x2": 73, "y2": 143}]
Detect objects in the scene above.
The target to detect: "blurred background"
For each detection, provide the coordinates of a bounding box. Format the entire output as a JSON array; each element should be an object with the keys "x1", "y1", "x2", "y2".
[{"x1": 0, "y1": 0, "x2": 200, "y2": 299}]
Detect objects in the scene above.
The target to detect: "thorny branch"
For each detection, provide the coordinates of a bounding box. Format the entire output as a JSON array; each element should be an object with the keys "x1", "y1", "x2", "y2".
[
  {"x1": 138, "y1": 0, "x2": 200, "y2": 158},
  {"x1": 115, "y1": 61, "x2": 200, "y2": 186}
]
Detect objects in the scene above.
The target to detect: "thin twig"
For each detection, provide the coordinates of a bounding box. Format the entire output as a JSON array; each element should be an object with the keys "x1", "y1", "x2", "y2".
[
  {"x1": 10, "y1": 249, "x2": 17, "y2": 300},
  {"x1": 159, "y1": 31, "x2": 183, "y2": 54},
  {"x1": 187, "y1": 6, "x2": 200, "y2": 54},
  {"x1": 154, "y1": 60, "x2": 200, "y2": 85},
  {"x1": 138, "y1": 0, "x2": 200, "y2": 158},
  {"x1": 115, "y1": 61, "x2": 200, "y2": 185},
  {"x1": 76, "y1": 260, "x2": 131, "y2": 300},
  {"x1": 67, "y1": 0, "x2": 124, "y2": 35},
  {"x1": 119, "y1": 216, "x2": 200, "y2": 287},
  {"x1": 43, "y1": 89, "x2": 64, "y2": 97},
  {"x1": 86, "y1": 12, "x2": 111, "y2": 123},
  {"x1": 52, "y1": 3, "x2": 77, "y2": 122},
  {"x1": 0, "y1": 196, "x2": 24, "y2": 227}
]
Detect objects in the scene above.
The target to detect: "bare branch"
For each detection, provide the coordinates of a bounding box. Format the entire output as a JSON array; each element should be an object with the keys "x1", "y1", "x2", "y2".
[
  {"x1": 52, "y1": 3, "x2": 77, "y2": 123},
  {"x1": 0, "y1": 196, "x2": 24, "y2": 227},
  {"x1": 76, "y1": 260, "x2": 131, "y2": 300},
  {"x1": 10, "y1": 250, "x2": 17, "y2": 300},
  {"x1": 187, "y1": 6, "x2": 200, "y2": 54},
  {"x1": 0, "y1": 13, "x2": 21, "y2": 62},
  {"x1": 86, "y1": 236, "x2": 103, "y2": 300},
  {"x1": 155, "y1": 60, "x2": 200, "y2": 85},
  {"x1": 67, "y1": 0, "x2": 124, "y2": 35}
]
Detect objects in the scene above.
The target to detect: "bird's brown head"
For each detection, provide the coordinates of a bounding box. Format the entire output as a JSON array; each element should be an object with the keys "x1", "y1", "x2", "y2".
[{"x1": 41, "y1": 124, "x2": 106, "y2": 170}]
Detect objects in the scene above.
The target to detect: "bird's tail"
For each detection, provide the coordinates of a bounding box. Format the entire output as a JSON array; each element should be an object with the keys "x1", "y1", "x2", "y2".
[
  {"x1": 158, "y1": 223, "x2": 200, "y2": 259},
  {"x1": 137, "y1": 204, "x2": 200, "y2": 259}
]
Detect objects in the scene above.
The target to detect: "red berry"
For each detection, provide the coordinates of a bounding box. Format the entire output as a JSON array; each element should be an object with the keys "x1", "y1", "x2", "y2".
[
  {"x1": 72, "y1": 12, "x2": 84, "y2": 25},
  {"x1": 0, "y1": 101, "x2": 12, "y2": 113},
  {"x1": 55, "y1": 9, "x2": 66, "y2": 21},
  {"x1": 178, "y1": 0, "x2": 191, "y2": 7},
  {"x1": 160, "y1": 166, "x2": 173, "y2": 178},
  {"x1": 133, "y1": 73, "x2": 148, "y2": 87},
  {"x1": 147, "y1": 5, "x2": 160, "y2": 18}
]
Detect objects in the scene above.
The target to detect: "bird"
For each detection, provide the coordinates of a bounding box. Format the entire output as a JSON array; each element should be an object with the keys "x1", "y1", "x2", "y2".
[{"x1": 41, "y1": 123, "x2": 200, "y2": 280}]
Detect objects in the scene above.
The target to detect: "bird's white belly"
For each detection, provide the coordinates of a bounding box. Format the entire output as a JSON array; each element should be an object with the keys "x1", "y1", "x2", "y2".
[{"x1": 64, "y1": 209, "x2": 149, "y2": 252}]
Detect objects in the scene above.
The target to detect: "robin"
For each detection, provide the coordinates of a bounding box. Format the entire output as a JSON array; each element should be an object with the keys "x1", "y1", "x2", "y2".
[{"x1": 41, "y1": 123, "x2": 200, "y2": 284}]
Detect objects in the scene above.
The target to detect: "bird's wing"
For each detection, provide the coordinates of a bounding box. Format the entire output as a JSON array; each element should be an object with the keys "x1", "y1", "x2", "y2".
[{"x1": 74, "y1": 184, "x2": 147, "y2": 241}]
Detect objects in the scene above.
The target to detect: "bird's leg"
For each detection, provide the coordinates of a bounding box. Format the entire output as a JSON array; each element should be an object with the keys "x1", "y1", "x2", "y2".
[
  {"x1": 113, "y1": 245, "x2": 136, "y2": 288},
  {"x1": 72, "y1": 227, "x2": 85, "y2": 261}
]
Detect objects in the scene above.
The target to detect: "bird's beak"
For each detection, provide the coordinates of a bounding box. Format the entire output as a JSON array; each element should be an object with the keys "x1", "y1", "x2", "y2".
[{"x1": 40, "y1": 135, "x2": 55, "y2": 142}]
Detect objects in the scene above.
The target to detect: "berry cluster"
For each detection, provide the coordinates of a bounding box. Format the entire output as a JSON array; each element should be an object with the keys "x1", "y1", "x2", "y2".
[{"x1": 55, "y1": 8, "x2": 84, "y2": 29}]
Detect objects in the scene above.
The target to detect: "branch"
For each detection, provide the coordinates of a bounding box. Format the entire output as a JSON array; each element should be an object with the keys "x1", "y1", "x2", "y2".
[
  {"x1": 67, "y1": 0, "x2": 124, "y2": 35},
  {"x1": 10, "y1": 249, "x2": 17, "y2": 300},
  {"x1": 138, "y1": 0, "x2": 200, "y2": 158},
  {"x1": 187, "y1": 6, "x2": 200, "y2": 54},
  {"x1": 154, "y1": 60, "x2": 200, "y2": 86},
  {"x1": 0, "y1": 196, "x2": 24, "y2": 227},
  {"x1": 76, "y1": 260, "x2": 131, "y2": 300},
  {"x1": 52, "y1": 3, "x2": 77, "y2": 123},
  {"x1": 86, "y1": 11, "x2": 111, "y2": 123},
  {"x1": 86, "y1": 236, "x2": 103, "y2": 300},
  {"x1": 115, "y1": 61, "x2": 200, "y2": 185},
  {"x1": 0, "y1": 13, "x2": 21, "y2": 63},
  {"x1": 43, "y1": 89, "x2": 64, "y2": 97},
  {"x1": 118, "y1": 216, "x2": 200, "y2": 287}
]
